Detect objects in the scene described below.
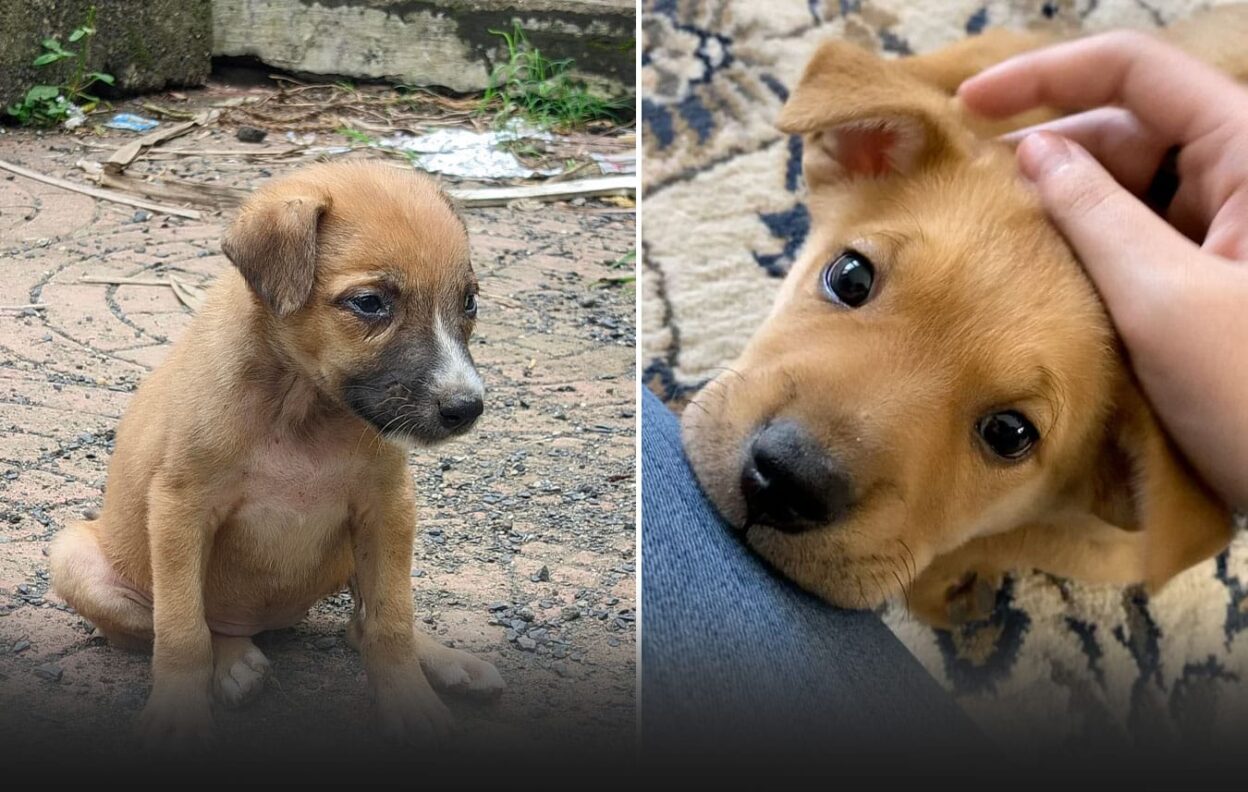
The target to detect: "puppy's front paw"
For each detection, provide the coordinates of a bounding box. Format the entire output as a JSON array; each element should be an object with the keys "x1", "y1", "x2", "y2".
[
  {"x1": 373, "y1": 673, "x2": 456, "y2": 744},
  {"x1": 910, "y1": 568, "x2": 1003, "y2": 629},
  {"x1": 139, "y1": 678, "x2": 214, "y2": 753},
  {"x1": 418, "y1": 639, "x2": 505, "y2": 699}
]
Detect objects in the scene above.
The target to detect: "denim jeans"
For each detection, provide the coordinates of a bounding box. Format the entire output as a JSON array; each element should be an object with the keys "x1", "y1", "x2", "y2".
[{"x1": 639, "y1": 388, "x2": 985, "y2": 772}]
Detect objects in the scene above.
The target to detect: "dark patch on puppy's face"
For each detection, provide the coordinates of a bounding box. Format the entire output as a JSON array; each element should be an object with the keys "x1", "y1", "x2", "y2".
[{"x1": 339, "y1": 274, "x2": 483, "y2": 444}]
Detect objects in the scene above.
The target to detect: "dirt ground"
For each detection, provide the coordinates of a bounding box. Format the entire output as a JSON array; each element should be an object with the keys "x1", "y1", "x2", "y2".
[{"x1": 0, "y1": 84, "x2": 636, "y2": 770}]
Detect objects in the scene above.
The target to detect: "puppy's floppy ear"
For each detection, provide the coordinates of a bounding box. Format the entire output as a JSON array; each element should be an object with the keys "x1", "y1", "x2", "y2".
[
  {"x1": 221, "y1": 187, "x2": 332, "y2": 318},
  {"x1": 777, "y1": 39, "x2": 970, "y2": 189},
  {"x1": 1098, "y1": 379, "x2": 1232, "y2": 592}
]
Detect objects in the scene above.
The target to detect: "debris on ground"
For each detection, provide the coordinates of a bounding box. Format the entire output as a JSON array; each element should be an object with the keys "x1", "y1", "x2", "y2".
[
  {"x1": 103, "y1": 113, "x2": 159, "y2": 132},
  {"x1": 235, "y1": 126, "x2": 267, "y2": 144},
  {"x1": 377, "y1": 120, "x2": 561, "y2": 179},
  {"x1": 0, "y1": 157, "x2": 202, "y2": 219},
  {"x1": 591, "y1": 152, "x2": 637, "y2": 175},
  {"x1": 448, "y1": 177, "x2": 636, "y2": 208}
]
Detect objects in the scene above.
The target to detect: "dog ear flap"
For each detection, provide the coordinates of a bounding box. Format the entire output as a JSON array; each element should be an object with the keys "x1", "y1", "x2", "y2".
[
  {"x1": 1099, "y1": 379, "x2": 1232, "y2": 592},
  {"x1": 776, "y1": 39, "x2": 969, "y2": 189},
  {"x1": 221, "y1": 189, "x2": 332, "y2": 318}
]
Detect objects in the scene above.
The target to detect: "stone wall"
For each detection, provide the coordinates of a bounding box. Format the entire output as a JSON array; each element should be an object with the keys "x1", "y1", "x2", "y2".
[
  {"x1": 0, "y1": 0, "x2": 212, "y2": 112},
  {"x1": 212, "y1": 0, "x2": 636, "y2": 95},
  {"x1": 1, "y1": 0, "x2": 635, "y2": 116}
]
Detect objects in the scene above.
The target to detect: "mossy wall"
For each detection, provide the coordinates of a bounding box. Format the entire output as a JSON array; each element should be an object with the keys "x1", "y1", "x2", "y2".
[
  {"x1": 0, "y1": 0, "x2": 634, "y2": 114},
  {"x1": 213, "y1": 0, "x2": 636, "y2": 95},
  {"x1": 0, "y1": 0, "x2": 212, "y2": 111}
]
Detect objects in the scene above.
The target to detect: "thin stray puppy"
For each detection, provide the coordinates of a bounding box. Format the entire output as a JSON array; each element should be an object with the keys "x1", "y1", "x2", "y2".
[
  {"x1": 682, "y1": 7, "x2": 1247, "y2": 627},
  {"x1": 50, "y1": 161, "x2": 502, "y2": 749}
]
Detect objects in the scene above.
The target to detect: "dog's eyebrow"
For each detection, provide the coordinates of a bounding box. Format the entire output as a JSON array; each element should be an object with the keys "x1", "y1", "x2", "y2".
[
  {"x1": 336, "y1": 270, "x2": 405, "y2": 294},
  {"x1": 1032, "y1": 365, "x2": 1066, "y2": 432},
  {"x1": 873, "y1": 229, "x2": 910, "y2": 247},
  {"x1": 1001, "y1": 365, "x2": 1064, "y2": 435}
]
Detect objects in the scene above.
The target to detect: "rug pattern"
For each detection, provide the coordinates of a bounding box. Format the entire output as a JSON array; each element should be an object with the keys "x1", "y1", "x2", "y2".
[{"x1": 641, "y1": 0, "x2": 1248, "y2": 752}]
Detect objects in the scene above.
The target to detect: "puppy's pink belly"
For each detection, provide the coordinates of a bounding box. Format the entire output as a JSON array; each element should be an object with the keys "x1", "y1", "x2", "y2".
[
  {"x1": 205, "y1": 607, "x2": 310, "y2": 637},
  {"x1": 107, "y1": 574, "x2": 314, "y2": 636}
]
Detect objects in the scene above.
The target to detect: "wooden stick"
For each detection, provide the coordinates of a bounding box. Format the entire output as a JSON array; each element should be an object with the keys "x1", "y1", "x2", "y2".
[
  {"x1": 79, "y1": 142, "x2": 304, "y2": 158},
  {"x1": 447, "y1": 176, "x2": 636, "y2": 208},
  {"x1": 138, "y1": 147, "x2": 304, "y2": 158},
  {"x1": 98, "y1": 171, "x2": 246, "y2": 209},
  {"x1": 0, "y1": 159, "x2": 202, "y2": 220},
  {"x1": 79, "y1": 276, "x2": 174, "y2": 287},
  {"x1": 0, "y1": 304, "x2": 47, "y2": 311}
]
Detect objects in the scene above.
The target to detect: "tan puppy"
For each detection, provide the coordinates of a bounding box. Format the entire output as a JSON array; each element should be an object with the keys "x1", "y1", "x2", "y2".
[
  {"x1": 49, "y1": 161, "x2": 503, "y2": 749},
  {"x1": 682, "y1": 9, "x2": 1246, "y2": 628}
]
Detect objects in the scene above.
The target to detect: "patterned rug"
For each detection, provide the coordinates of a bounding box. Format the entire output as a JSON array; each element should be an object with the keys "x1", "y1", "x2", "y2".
[{"x1": 641, "y1": 0, "x2": 1248, "y2": 755}]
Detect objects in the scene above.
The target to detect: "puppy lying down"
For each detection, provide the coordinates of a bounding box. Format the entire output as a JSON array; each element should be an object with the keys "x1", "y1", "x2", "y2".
[{"x1": 682, "y1": 7, "x2": 1247, "y2": 628}]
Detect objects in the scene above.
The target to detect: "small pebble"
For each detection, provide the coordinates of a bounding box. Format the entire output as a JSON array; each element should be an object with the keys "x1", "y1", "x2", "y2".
[
  {"x1": 34, "y1": 663, "x2": 63, "y2": 681},
  {"x1": 236, "y1": 126, "x2": 268, "y2": 143}
]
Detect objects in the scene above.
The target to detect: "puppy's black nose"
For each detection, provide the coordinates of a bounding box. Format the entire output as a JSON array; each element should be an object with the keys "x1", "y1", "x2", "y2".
[
  {"x1": 438, "y1": 394, "x2": 484, "y2": 430},
  {"x1": 741, "y1": 421, "x2": 853, "y2": 532}
]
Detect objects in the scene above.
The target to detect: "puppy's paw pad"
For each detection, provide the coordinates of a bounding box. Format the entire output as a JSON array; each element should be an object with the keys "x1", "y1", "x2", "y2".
[
  {"x1": 421, "y1": 647, "x2": 505, "y2": 698},
  {"x1": 375, "y1": 683, "x2": 457, "y2": 744},
  {"x1": 945, "y1": 571, "x2": 1002, "y2": 625},
  {"x1": 213, "y1": 647, "x2": 271, "y2": 708}
]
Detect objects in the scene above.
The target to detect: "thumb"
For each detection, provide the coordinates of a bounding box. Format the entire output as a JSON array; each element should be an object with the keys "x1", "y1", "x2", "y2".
[{"x1": 1016, "y1": 131, "x2": 1198, "y2": 325}]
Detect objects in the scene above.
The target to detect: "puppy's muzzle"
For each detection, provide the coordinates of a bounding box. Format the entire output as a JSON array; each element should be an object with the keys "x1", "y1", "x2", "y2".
[{"x1": 741, "y1": 421, "x2": 853, "y2": 533}]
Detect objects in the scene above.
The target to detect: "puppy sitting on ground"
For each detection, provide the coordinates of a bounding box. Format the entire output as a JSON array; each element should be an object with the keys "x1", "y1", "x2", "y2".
[
  {"x1": 682, "y1": 11, "x2": 1246, "y2": 627},
  {"x1": 50, "y1": 161, "x2": 502, "y2": 749}
]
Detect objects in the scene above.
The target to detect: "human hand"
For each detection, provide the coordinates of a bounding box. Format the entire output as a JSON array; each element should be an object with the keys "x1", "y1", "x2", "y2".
[{"x1": 958, "y1": 31, "x2": 1248, "y2": 510}]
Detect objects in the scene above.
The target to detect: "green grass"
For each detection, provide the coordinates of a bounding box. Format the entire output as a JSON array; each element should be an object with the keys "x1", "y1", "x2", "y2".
[
  {"x1": 481, "y1": 23, "x2": 627, "y2": 131},
  {"x1": 607, "y1": 250, "x2": 636, "y2": 270},
  {"x1": 336, "y1": 127, "x2": 375, "y2": 145},
  {"x1": 6, "y1": 6, "x2": 114, "y2": 127}
]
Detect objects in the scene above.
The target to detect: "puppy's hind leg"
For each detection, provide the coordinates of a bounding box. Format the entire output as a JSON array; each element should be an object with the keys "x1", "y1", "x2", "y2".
[
  {"x1": 211, "y1": 635, "x2": 271, "y2": 708},
  {"x1": 49, "y1": 520, "x2": 154, "y2": 651}
]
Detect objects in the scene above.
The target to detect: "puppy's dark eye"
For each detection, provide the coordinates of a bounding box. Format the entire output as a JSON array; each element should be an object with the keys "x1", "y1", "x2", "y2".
[
  {"x1": 464, "y1": 292, "x2": 477, "y2": 318},
  {"x1": 977, "y1": 410, "x2": 1039, "y2": 460},
  {"x1": 346, "y1": 293, "x2": 388, "y2": 318},
  {"x1": 822, "y1": 250, "x2": 875, "y2": 308}
]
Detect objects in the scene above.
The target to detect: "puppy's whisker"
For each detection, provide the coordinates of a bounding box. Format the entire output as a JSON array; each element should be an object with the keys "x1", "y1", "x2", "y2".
[
  {"x1": 682, "y1": 398, "x2": 712, "y2": 419},
  {"x1": 897, "y1": 538, "x2": 919, "y2": 589},
  {"x1": 868, "y1": 567, "x2": 889, "y2": 610},
  {"x1": 352, "y1": 424, "x2": 374, "y2": 457},
  {"x1": 890, "y1": 566, "x2": 911, "y2": 614},
  {"x1": 373, "y1": 411, "x2": 410, "y2": 449},
  {"x1": 704, "y1": 366, "x2": 746, "y2": 384}
]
